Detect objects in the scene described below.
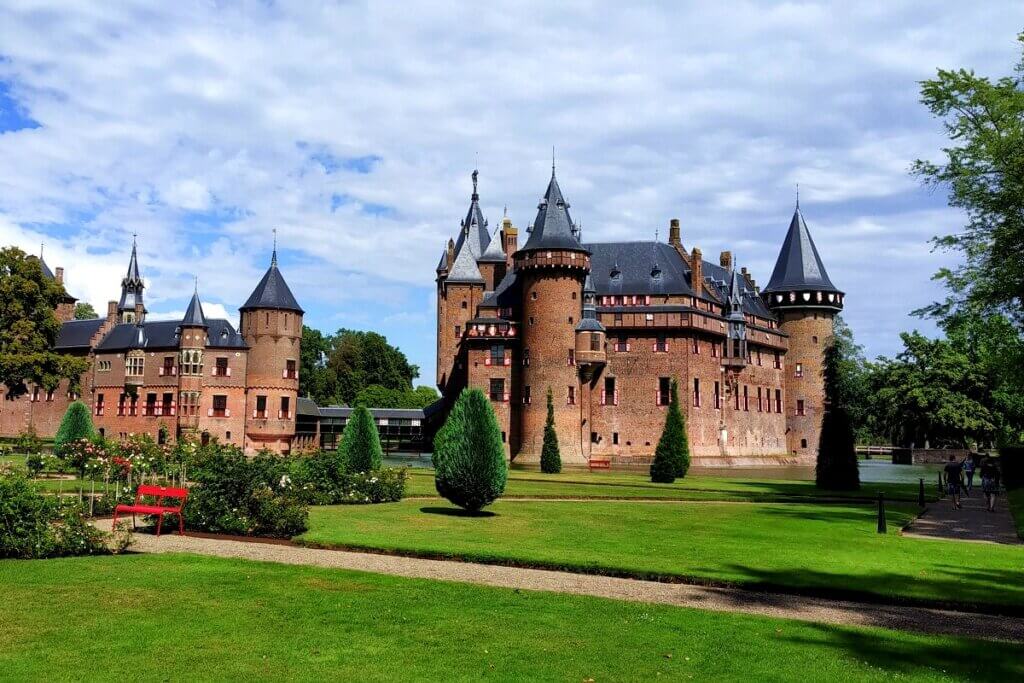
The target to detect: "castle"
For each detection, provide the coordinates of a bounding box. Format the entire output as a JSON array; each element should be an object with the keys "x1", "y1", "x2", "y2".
[
  {"x1": 436, "y1": 168, "x2": 844, "y2": 466},
  {"x1": 0, "y1": 241, "x2": 306, "y2": 454}
]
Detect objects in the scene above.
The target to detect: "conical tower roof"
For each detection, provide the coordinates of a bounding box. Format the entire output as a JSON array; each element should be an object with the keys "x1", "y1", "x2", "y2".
[
  {"x1": 519, "y1": 167, "x2": 588, "y2": 254},
  {"x1": 117, "y1": 236, "x2": 145, "y2": 314},
  {"x1": 478, "y1": 224, "x2": 507, "y2": 263},
  {"x1": 240, "y1": 247, "x2": 304, "y2": 313},
  {"x1": 763, "y1": 207, "x2": 839, "y2": 293},
  {"x1": 182, "y1": 289, "x2": 207, "y2": 327},
  {"x1": 453, "y1": 169, "x2": 490, "y2": 258},
  {"x1": 445, "y1": 236, "x2": 485, "y2": 284}
]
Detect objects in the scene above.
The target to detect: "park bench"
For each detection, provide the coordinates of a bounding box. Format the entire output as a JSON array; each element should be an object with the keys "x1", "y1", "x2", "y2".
[
  {"x1": 588, "y1": 459, "x2": 611, "y2": 472},
  {"x1": 112, "y1": 485, "x2": 188, "y2": 536}
]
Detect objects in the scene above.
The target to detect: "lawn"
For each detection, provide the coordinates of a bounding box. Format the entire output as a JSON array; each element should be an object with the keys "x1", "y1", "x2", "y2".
[
  {"x1": 0, "y1": 554, "x2": 1018, "y2": 682},
  {"x1": 403, "y1": 468, "x2": 929, "y2": 503},
  {"x1": 299, "y1": 499, "x2": 1024, "y2": 612}
]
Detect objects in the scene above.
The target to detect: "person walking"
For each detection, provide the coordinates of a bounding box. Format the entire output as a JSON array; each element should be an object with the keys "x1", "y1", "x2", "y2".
[
  {"x1": 963, "y1": 454, "x2": 976, "y2": 495},
  {"x1": 980, "y1": 456, "x2": 1001, "y2": 513},
  {"x1": 943, "y1": 454, "x2": 963, "y2": 510}
]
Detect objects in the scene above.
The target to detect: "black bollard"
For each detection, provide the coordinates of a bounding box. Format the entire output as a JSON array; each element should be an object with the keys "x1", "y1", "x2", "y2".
[
  {"x1": 919, "y1": 478, "x2": 925, "y2": 507},
  {"x1": 877, "y1": 492, "x2": 887, "y2": 534}
]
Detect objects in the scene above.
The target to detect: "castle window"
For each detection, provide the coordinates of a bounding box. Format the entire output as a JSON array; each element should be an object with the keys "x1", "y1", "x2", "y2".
[
  {"x1": 743, "y1": 385, "x2": 749, "y2": 411},
  {"x1": 501, "y1": 431, "x2": 506, "y2": 443},
  {"x1": 812, "y1": 335, "x2": 818, "y2": 344},
  {"x1": 591, "y1": 431, "x2": 598, "y2": 443},
  {"x1": 692, "y1": 337, "x2": 699, "y2": 354},
  {"x1": 528, "y1": 317, "x2": 534, "y2": 326},
  {"x1": 654, "y1": 334, "x2": 667, "y2": 353},
  {"x1": 567, "y1": 385, "x2": 576, "y2": 405},
  {"x1": 454, "y1": 325, "x2": 461, "y2": 338},
  {"x1": 657, "y1": 377, "x2": 670, "y2": 406},
  {"x1": 756, "y1": 387, "x2": 762, "y2": 412},
  {"x1": 568, "y1": 316, "x2": 573, "y2": 324},
  {"x1": 523, "y1": 348, "x2": 531, "y2": 366},
  {"x1": 180, "y1": 349, "x2": 203, "y2": 376},
  {"x1": 711, "y1": 342, "x2": 719, "y2": 358},
  {"x1": 489, "y1": 344, "x2": 506, "y2": 366},
  {"x1": 693, "y1": 378, "x2": 701, "y2": 408},
  {"x1": 567, "y1": 349, "x2": 575, "y2": 366},
  {"x1": 774, "y1": 351, "x2": 781, "y2": 369},
  {"x1": 265, "y1": 312, "x2": 270, "y2": 327},
  {"x1": 531, "y1": 291, "x2": 538, "y2": 300},
  {"x1": 489, "y1": 378, "x2": 506, "y2": 402},
  {"x1": 163, "y1": 392, "x2": 174, "y2": 416},
  {"x1": 757, "y1": 350, "x2": 762, "y2": 366},
  {"x1": 795, "y1": 363, "x2": 803, "y2": 378},
  {"x1": 145, "y1": 393, "x2": 157, "y2": 417},
  {"x1": 796, "y1": 399, "x2": 805, "y2": 416},
  {"x1": 211, "y1": 395, "x2": 228, "y2": 418},
  {"x1": 280, "y1": 396, "x2": 291, "y2": 419},
  {"x1": 775, "y1": 389, "x2": 782, "y2": 413},
  {"x1": 523, "y1": 385, "x2": 531, "y2": 404},
  {"x1": 125, "y1": 352, "x2": 144, "y2": 377},
  {"x1": 461, "y1": 301, "x2": 468, "y2": 309},
  {"x1": 95, "y1": 393, "x2": 105, "y2": 416},
  {"x1": 45, "y1": 389, "x2": 54, "y2": 402},
  {"x1": 255, "y1": 395, "x2": 268, "y2": 419},
  {"x1": 285, "y1": 359, "x2": 298, "y2": 379},
  {"x1": 590, "y1": 333, "x2": 601, "y2": 352},
  {"x1": 98, "y1": 360, "x2": 111, "y2": 372},
  {"x1": 612, "y1": 432, "x2": 619, "y2": 445},
  {"x1": 161, "y1": 356, "x2": 176, "y2": 376},
  {"x1": 614, "y1": 312, "x2": 623, "y2": 323},
  {"x1": 572, "y1": 292, "x2": 577, "y2": 300},
  {"x1": 284, "y1": 313, "x2": 290, "y2": 329},
  {"x1": 614, "y1": 336, "x2": 629, "y2": 352},
  {"x1": 214, "y1": 357, "x2": 229, "y2": 377},
  {"x1": 602, "y1": 377, "x2": 617, "y2": 406},
  {"x1": 801, "y1": 438, "x2": 808, "y2": 448},
  {"x1": 179, "y1": 391, "x2": 200, "y2": 417},
  {"x1": 714, "y1": 381, "x2": 721, "y2": 409}
]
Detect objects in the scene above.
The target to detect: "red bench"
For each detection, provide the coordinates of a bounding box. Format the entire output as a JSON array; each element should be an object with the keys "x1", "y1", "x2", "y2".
[
  {"x1": 588, "y1": 459, "x2": 612, "y2": 472},
  {"x1": 112, "y1": 485, "x2": 188, "y2": 536}
]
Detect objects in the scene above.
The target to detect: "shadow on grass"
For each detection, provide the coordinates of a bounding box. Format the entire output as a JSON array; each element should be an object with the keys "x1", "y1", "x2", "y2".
[
  {"x1": 785, "y1": 623, "x2": 1024, "y2": 681},
  {"x1": 420, "y1": 506, "x2": 497, "y2": 518}
]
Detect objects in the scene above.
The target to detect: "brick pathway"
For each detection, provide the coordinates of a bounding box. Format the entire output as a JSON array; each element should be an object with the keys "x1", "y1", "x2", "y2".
[
  {"x1": 905, "y1": 487, "x2": 1020, "y2": 545},
  {"x1": 92, "y1": 518, "x2": 1024, "y2": 642}
]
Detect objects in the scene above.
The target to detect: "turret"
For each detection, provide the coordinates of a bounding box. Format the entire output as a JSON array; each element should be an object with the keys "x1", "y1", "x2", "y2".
[
  {"x1": 117, "y1": 236, "x2": 146, "y2": 324},
  {"x1": 240, "y1": 243, "x2": 303, "y2": 454},
  {"x1": 436, "y1": 170, "x2": 488, "y2": 393},
  {"x1": 723, "y1": 267, "x2": 747, "y2": 366},
  {"x1": 762, "y1": 203, "x2": 843, "y2": 461},
  {"x1": 177, "y1": 287, "x2": 208, "y2": 436},
  {"x1": 514, "y1": 164, "x2": 590, "y2": 464}
]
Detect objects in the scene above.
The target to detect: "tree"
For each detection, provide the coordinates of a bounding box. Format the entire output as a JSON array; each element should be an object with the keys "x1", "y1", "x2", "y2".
[
  {"x1": 354, "y1": 384, "x2": 441, "y2": 409},
  {"x1": 650, "y1": 379, "x2": 689, "y2": 482},
  {"x1": 432, "y1": 388, "x2": 507, "y2": 511},
  {"x1": 54, "y1": 401, "x2": 95, "y2": 455},
  {"x1": 73, "y1": 303, "x2": 98, "y2": 320},
  {"x1": 540, "y1": 388, "x2": 561, "y2": 473},
  {"x1": 339, "y1": 405, "x2": 383, "y2": 473},
  {"x1": 912, "y1": 33, "x2": 1024, "y2": 327},
  {"x1": 0, "y1": 247, "x2": 90, "y2": 397},
  {"x1": 816, "y1": 342, "x2": 860, "y2": 490}
]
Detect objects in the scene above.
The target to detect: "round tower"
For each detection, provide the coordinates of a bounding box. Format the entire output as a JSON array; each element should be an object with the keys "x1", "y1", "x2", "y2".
[
  {"x1": 240, "y1": 245, "x2": 304, "y2": 454},
  {"x1": 515, "y1": 167, "x2": 590, "y2": 464},
  {"x1": 762, "y1": 203, "x2": 844, "y2": 462}
]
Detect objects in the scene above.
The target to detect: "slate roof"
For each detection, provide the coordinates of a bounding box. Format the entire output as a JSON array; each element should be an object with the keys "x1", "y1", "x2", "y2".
[
  {"x1": 94, "y1": 319, "x2": 246, "y2": 352},
  {"x1": 445, "y1": 235, "x2": 485, "y2": 284},
  {"x1": 585, "y1": 242, "x2": 693, "y2": 297},
  {"x1": 54, "y1": 318, "x2": 106, "y2": 351},
  {"x1": 480, "y1": 269, "x2": 520, "y2": 308},
  {"x1": 519, "y1": 172, "x2": 588, "y2": 253},
  {"x1": 240, "y1": 258, "x2": 304, "y2": 313},
  {"x1": 318, "y1": 405, "x2": 426, "y2": 420},
  {"x1": 435, "y1": 249, "x2": 448, "y2": 273},
  {"x1": 477, "y1": 225, "x2": 507, "y2": 263},
  {"x1": 577, "y1": 274, "x2": 605, "y2": 332},
  {"x1": 182, "y1": 292, "x2": 208, "y2": 327},
  {"x1": 702, "y1": 260, "x2": 774, "y2": 318},
  {"x1": 763, "y1": 208, "x2": 840, "y2": 293},
  {"x1": 296, "y1": 396, "x2": 320, "y2": 417},
  {"x1": 453, "y1": 170, "x2": 490, "y2": 258}
]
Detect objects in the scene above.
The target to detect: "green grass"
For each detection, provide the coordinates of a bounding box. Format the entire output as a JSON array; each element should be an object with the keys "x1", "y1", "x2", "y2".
[
  {"x1": 404, "y1": 468, "x2": 929, "y2": 502},
  {"x1": 299, "y1": 499, "x2": 1024, "y2": 612},
  {"x1": 0, "y1": 554, "x2": 1019, "y2": 681},
  {"x1": 1009, "y1": 488, "x2": 1024, "y2": 541}
]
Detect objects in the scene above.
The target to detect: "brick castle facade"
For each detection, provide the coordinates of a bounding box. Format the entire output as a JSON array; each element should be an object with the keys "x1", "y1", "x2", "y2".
[
  {"x1": 0, "y1": 241, "x2": 306, "y2": 454},
  {"x1": 436, "y1": 169, "x2": 845, "y2": 466}
]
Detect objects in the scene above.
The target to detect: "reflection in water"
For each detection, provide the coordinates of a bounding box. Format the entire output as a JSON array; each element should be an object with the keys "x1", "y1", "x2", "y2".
[{"x1": 382, "y1": 455, "x2": 944, "y2": 484}]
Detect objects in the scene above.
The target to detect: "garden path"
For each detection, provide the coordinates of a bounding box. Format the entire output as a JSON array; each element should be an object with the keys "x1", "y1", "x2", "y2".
[
  {"x1": 92, "y1": 518, "x2": 1024, "y2": 642},
  {"x1": 904, "y1": 487, "x2": 1019, "y2": 544}
]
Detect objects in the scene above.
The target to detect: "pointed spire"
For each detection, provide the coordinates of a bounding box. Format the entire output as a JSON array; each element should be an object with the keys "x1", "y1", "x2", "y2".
[
  {"x1": 454, "y1": 168, "x2": 489, "y2": 258},
  {"x1": 551, "y1": 146, "x2": 556, "y2": 178},
  {"x1": 478, "y1": 224, "x2": 508, "y2": 263},
  {"x1": 763, "y1": 205, "x2": 839, "y2": 294},
  {"x1": 271, "y1": 228, "x2": 278, "y2": 267},
  {"x1": 519, "y1": 164, "x2": 587, "y2": 254},
  {"x1": 182, "y1": 287, "x2": 208, "y2": 328},
  {"x1": 118, "y1": 234, "x2": 145, "y2": 315},
  {"x1": 576, "y1": 272, "x2": 605, "y2": 332},
  {"x1": 471, "y1": 169, "x2": 479, "y2": 200}
]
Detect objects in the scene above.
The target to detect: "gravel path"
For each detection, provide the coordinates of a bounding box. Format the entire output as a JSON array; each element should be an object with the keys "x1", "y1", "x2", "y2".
[
  {"x1": 905, "y1": 488, "x2": 1020, "y2": 544},
  {"x1": 92, "y1": 518, "x2": 1024, "y2": 642}
]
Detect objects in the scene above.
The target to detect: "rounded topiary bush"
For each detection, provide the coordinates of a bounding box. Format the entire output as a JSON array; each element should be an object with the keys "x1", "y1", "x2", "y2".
[
  {"x1": 433, "y1": 388, "x2": 508, "y2": 512},
  {"x1": 340, "y1": 405, "x2": 383, "y2": 473}
]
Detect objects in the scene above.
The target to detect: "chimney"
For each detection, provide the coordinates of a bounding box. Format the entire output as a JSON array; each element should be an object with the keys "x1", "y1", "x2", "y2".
[
  {"x1": 107, "y1": 300, "x2": 118, "y2": 322},
  {"x1": 55, "y1": 267, "x2": 64, "y2": 285},
  {"x1": 691, "y1": 247, "x2": 703, "y2": 296},
  {"x1": 503, "y1": 218, "x2": 518, "y2": 264},
  {"x1": 719, "y1": 251, "x2": 732, "y2": 271},
  {"x1": 668, "y1": 219, "x2": 681, "y2": 247}
]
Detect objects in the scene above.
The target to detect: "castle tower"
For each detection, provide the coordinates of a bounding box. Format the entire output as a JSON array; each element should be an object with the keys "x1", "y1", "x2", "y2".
[
  {"x1": 575, "y1": 273, "x2": 606, "y2": 461},
  {"x1": 435, "y1": 170, "x2": 488, "y2": 393},
  {"x1": 117, "y1": 237, "x2": 146, "y2": 324},
  {"x1": 177, "y1": 288, "x2": 208, "y2": 438},
  {"x1": 515, "y1": 166, "x2": 590, "y2": 463},
  {"x1": 762, "y1": 204, "x2": 844, "y2": 461},
  {"x1": 240, "y1": 244, "x2": 304, "y2": 454}
]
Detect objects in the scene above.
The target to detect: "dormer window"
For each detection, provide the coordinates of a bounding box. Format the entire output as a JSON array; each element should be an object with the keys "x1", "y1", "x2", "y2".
[
  {"x1": 651, "y1": 264, "x2": 662, "y2": 279},
  {"x1": 610, "y1": 265, "x2": 621, "y2": 280}
]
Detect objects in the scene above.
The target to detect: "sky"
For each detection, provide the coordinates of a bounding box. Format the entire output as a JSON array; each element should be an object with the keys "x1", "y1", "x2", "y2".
[{"x1": 0, "y1": 1, "x2": 1021, "y2": 386}]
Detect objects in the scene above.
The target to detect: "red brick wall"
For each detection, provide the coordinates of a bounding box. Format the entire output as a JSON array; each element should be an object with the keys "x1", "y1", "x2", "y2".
[
  {"x1": 241, "y1": 308, "x2": 301, "y2": 454},
  {"x1": 466, "y1": 345, "x2": 514, "y2": 458},
  {"x1": 779, "y1": 309, "x2": 835, "y2": 464},
  {"x1": 436, "y1": 281, "x2": 483, "y2": 391}
]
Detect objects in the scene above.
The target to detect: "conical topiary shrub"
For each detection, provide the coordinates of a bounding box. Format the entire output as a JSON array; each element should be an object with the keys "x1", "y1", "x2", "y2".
[
  {"x1": 816, "y1": 342, "x2": 860, "y2": 490},
  {"x1": 650, "y1": 379, "x2": 690, "y2": 482},
  {"x1": 540, "y1": 387, "x2": 562, "y2": 473},
  {"x1": 432, "y1": 388, "x2": 508, "y2": 511},
  {"x1": 54, "y1": 400, "x2": 95, "y2": 456},
  {"x1": 340, "y1": 405, "x2": 383, "y2": 473}
]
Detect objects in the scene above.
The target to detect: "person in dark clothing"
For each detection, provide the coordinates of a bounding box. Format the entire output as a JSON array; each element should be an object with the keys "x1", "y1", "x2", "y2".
[
  {"x1": 980, "y1": 457, "x2": 1001, "y2": 513},
  {"x1": 943, "y1": 455, "x2": 963, "y2": 510}
]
